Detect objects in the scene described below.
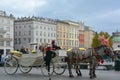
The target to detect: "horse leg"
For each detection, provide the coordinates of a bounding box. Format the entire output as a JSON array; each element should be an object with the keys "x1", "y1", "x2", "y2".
[
  {"x1": 93, "y1": 66, "x2": 96, "y2": 78},
  {"x1": 75, "y1": 63, "x2": 82, "y2": 76},
  {"x1": 89, "y1": 62, "x2": 94, "y2": 79},
  {"x1": 67, "y1": 61, "x2": 74, "y2": 77},
  {"x1": 78, "y1": 65, "x2": 82, "y2": 76}
]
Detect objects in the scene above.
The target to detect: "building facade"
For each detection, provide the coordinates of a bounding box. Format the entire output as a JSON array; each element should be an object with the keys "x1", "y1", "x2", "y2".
[
  {"x1": 84, "y1": 26, "x2": 94, "y2": 48},
  {"x1": 56, "y1": 20, "x2": 83, "y2": 49},
  {"x1": 56, "y1": 20, "x2": 69, "y2": 49},
  {"x1": 78, "y1": 22, "x2": 85, "y2": 48},
  {"x1": 0, "y1": 11, "x2": 14, "y2": 55},
  {"x1": 15, "y1": 17, "x2": 94, "y2": 50},
  {"x1": 112, "y1": 30, "x2": 120, "y2": 51},
  {"x1": 14, "y1": 16, "x2": 56, "y2": 50}
]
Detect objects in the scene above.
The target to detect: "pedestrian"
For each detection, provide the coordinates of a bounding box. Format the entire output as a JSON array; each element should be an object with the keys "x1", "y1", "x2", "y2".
[
  {"x1": 25, "y1": 48, "x2": 29, "y2": 54},
  {"x1": 20, "y1": 46, "x2": 27, "y2": 54}
]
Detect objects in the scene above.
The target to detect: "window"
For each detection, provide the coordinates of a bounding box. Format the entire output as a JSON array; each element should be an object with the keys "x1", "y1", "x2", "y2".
[
  {"x1": 15, "y1": 26, "x2": 17, "y2": 29},
  {"x1": 18, "y1": 38, "x2": 21, "y2": 44},
  {"x1": 23, "y1": 38, "x2": 26, "y2": 41},
  {"x1": 6, "y1": 27, "x2": 10, "y2": 31},
  {"x1": 54, "y1": 33, "x2": 56, "y2": 37},
  {"x1": 44, "y1": 27, "x2": 46, "y2": 29},
  {"x1": 29, "y1": 25, "x2": 31, "y2": 28},
  {"x1": 0, "y1": 35, "x2": 3, "y2": 38},
  {"x1": 40, "y1": 38, "x2": 42, "y2": 42},
  {"x1": 6, "y1": 49, "x2": 10, "y2": 54},
  {"x1": 48, "y1": 33, "x2": 50, "y2": 37},
  {"x1": 6, "y1": 34, "x2": 10, "y2": 38},
  {"x1": 44, "y1": 32, "x2": 46, "y2": 36},
  {"x1": 36, "y1": 25, "x2": 38, "y2": 28},
  {"x1": 0, "y1": 41, "x2": 4, "y2": 46},
  {"x1": 19, "y1": 26, "x2": 21, "y2": 29},
  {"x1": 0, "y1": 19, "x2": 2, "y2": 23},
  {"x1": 54, "y1": 28, "x2": 56, "y2": 31},
  {"x1": 28, "y1": 38, "x2": 31, "y2": 43},
  {"x1": 24, "y1": 32, "x2": 26, "y2": 36},
  {"x1": 6, "y1": 20, "x2": 10, "y2": 24},
  {"x1": 40, "y1": 26, "x2": 42, "y2": 29},
  {"x1": 19, "y1": 31, "x2": 21, "y2": 36},
  {"x1": 0, "y1": 27, "x2": 3, "y2": 30},
  {"x1": 15, "y1": 31, "x2": 17, "y2": 36},
  {"x1": 48, "y1": 39, "x2": 50, "y2": 43},
  {"x1": 51, "y1": 33, "x2": 53, "y2": 37},
  {"x1": 0, "y1": 19, "x2": 3, "y2": 23},
  {"x1": 44, "y1": 39, "x2": 46, "y2": 43},
  {"x1": 40, "y1": 32, "x2": 42, "y2": 36},
  {"x1": 24, "y1": 25, "x2": 26, "y2": 28},
  {"x1": 48, "y1": 27, "x2": 50, "y2": 30},
  {"x1": 36, "y1": 31, "x2": 38, "y2": 36},
  {"x1": 29, "y1": 31, "x2": 31, "y2": 35},
  {"x1": 36, "y1": 38, "x2": 38, "y2": 42},
  {"x1": 15, "y1": 38, "x2": 17, "y2": 44},
  {"x1": 6, "y1": 41, "x2": 10, "y2": 46}
]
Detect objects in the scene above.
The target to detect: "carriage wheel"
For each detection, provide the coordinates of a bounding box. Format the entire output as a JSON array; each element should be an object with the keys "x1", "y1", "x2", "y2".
[
  {"x1": 54, "y1": 62, "x2": 67, "y2": 75},
  {"x1": 41, "y1": 61, "x2": 54, "y2": 76},
  {"x1": 4, "y1": 56, "x2": 19, "y2": 75},
  {"x1": 19, "y1": 65, "x2": 32, "y2": 73}
]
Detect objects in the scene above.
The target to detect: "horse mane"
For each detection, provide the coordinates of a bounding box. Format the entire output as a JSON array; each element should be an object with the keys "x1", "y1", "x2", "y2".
[{"x1": 94, "y1": 45, "x2": 106, "y2": 49}]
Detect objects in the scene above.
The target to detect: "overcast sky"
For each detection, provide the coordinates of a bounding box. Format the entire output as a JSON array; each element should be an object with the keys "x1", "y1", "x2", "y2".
[{"x1": 0, "y1": 0, "x2": 120, "y2": 35}]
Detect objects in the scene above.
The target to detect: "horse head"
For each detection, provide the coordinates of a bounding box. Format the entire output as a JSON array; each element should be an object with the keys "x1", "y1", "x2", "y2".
[
  {"x1": 94, "y1": 45, "x2": 114, "y2": 61},
  {"x1": 96, "y1": 35, "x2": 114, "y2": 60},
  {"x1": 103, "y1": 46, "x2": 114, "y2": 59}
]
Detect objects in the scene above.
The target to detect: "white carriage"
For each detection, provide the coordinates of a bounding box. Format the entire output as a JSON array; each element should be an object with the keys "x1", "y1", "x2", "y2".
[{"x1": 4, "y1": 43, "x2": 67, "y2": 76}]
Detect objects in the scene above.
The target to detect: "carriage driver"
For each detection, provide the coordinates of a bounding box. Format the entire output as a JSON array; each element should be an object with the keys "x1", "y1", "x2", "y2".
[
  {"x1": 51, "y1": 40, "x2": 61, "y2": 50},
  {"x1": 44, "y1": 45, "x2": 56, "y2": 74}
]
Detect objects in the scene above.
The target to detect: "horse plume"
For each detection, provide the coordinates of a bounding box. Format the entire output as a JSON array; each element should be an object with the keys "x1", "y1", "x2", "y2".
[{"x1": 98, "y1": 35, "x2": 110, "y2": 47}]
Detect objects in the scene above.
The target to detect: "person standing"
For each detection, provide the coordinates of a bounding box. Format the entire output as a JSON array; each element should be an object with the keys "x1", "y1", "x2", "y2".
[
  {"x1": 44, "y1": 45, "x2": 56, "y2": 74},
  {"x1": 51, "y1": 40, "x2": 61, "y2": 50},
  {"x1": 20, "y1": 46, "x2": 27, "y2": 54}
]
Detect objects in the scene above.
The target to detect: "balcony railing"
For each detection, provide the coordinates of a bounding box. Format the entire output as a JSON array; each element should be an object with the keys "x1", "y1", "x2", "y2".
[
  {"x1": 0, "y1": 29, "x2": 7, "y2": 33},
  {"x1": 0, "y1": 38, "x2": 12, "y2": 41}
]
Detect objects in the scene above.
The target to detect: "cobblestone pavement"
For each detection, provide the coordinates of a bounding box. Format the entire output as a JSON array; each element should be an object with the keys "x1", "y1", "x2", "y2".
[{"x1": 0, "y1": 67, "x2": 120, "y2": 80}]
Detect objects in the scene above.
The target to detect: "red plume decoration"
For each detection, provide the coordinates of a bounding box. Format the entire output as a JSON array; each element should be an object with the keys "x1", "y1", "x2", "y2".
[{"x1": 98, "y1": 35, "x2": 110, "y2": 47}]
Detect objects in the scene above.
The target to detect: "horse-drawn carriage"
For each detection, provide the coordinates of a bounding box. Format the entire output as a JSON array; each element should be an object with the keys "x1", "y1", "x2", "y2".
[
  {"x1": 4, "y1": 34, "x2": 115, "y2": 79},
  {"x1": 4, "y1": 43, "x2": 67, "y2": 76}
]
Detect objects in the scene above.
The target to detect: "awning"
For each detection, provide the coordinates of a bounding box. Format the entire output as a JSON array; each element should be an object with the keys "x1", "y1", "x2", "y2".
[
  {"x1": 79, "y1": 48, "x2": 86, "y2": 51},
  {"x1": 66, "y1": 47, "x2": 86, "y2": 51}
]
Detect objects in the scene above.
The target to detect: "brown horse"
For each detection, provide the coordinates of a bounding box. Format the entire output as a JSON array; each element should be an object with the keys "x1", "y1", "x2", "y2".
[{"x1": 66, "y1": 45, "x2": 114, "y2": 79}]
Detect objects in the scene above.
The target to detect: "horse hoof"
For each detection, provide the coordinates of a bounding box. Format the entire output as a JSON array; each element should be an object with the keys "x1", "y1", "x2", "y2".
[
  {"x1": 90, "y1": 76, "x2": 93, "y2": 79},
  {"x1": 93, "y1": 75, "x2": 96, "y2": 78},
  {"x1": 77, "y1": 74, "x2": 82, "y2": 76},
  {"x1": 69, "y1": 75, "x2": 74, "y2": 77},
  {"x1": 93, "y1": 76, "x2": 96, "y2": 78}
]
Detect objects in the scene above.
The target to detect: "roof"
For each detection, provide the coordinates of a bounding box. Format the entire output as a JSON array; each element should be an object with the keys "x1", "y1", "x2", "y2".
[{"x1": 113, "y1": 37, "x2": 120, "y2": 42}]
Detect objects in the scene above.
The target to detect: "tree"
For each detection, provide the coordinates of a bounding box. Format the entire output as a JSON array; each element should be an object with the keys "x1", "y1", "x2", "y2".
[
  {"x1": 91, "y1": 32, "x2": 101, "y2": 48},
  {"x1": 91, "y1": 32, "x2": 113, "y2": 48}
]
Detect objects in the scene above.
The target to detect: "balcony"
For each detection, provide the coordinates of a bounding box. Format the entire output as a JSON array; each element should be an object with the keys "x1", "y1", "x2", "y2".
[{"x1": 0, "y1": 38, "x2": 12, "y2": 41}]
